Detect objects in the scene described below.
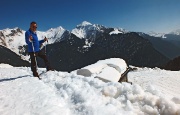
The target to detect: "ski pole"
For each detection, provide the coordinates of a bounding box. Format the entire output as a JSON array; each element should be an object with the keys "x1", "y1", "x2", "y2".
[{"x1": 44, "y1": 37, "x2": 48, "y2": 55}]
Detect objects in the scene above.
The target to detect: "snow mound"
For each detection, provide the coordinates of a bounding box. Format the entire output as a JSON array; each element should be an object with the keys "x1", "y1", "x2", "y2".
[{"x1": 76, "y1": 58, "x2": 127, "y2": 82}]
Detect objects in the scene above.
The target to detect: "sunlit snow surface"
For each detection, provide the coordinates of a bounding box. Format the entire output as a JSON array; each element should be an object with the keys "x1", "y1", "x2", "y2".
[
  {"x1": 0, "y1": 62, "x2": 180, "y2": 114},
  {"x1": 128, "y1": 67, "x2": 180, "y2": 99}
]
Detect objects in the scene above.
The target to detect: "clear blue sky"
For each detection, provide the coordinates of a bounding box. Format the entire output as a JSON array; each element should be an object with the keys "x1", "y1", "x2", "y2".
[{"x1": 1, "y1": 0, "x2": 180, "y2": 33}]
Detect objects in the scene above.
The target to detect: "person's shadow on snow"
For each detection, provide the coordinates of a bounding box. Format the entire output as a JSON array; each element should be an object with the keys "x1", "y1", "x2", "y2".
[{"x1": 0, "y1": 75, "x2": 30, "y2": 82}]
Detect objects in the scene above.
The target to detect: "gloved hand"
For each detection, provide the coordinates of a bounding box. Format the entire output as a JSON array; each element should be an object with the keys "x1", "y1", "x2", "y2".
[
  {"x1": 29, "y1": 35, "x2": 33, "y2": 42},
  {"x1": 44, "y1": 37, "x2": 48, "y2": 42}
]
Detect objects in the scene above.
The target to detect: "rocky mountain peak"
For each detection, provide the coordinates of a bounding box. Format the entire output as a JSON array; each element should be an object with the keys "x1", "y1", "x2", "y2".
[{"x1": 77, "y1": 21, "x2": 92, "y2": 27}]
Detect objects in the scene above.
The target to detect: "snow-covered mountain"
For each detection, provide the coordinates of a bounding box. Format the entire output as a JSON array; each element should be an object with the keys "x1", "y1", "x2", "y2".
[
  {"x1": 0, "y1": 22, "x2": 169, "y2": 71},
  {"x1": 0, "y1": 21, "x2": 128, "y2": 61},
  {"x1": 38, "y1": 26, "x2": 69, "y2": 44},
  {"x1": 169, "y1": 29, "x2": 180, "y2": 35},
  {"x1": 146, "y1": 29, "x2": 180, "y2": 39},
  {"x1": 1, "y1": 21, "x2": 178, "y2": 69},
  {"x1": 72, "y1": 21, "x2": 105, "y2": 39},
  {"x1": 0, "y1": 28, "x2": 26, "y2": 54},
  {"x1": 71, "y1": 21, "x2": 128, "y2": 48},
  {"x1": 0, "y1": 58, "x2": 180, "y2": 114},
  {"x1": 1, "y1": 22, "x2": 179, "y2": 55},
  {"x1": 146, "y1": 31, "x2": 166, "y2": 38},
  {"x1": 72, "y1": 21, "x2": 126, "y2": 39},
  {"x1": 0, "y1": 27, "x2": 68, "y2": 59}
]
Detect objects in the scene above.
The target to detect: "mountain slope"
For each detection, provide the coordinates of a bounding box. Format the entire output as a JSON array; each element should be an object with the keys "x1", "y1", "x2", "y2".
[
  {"x1": 164, "y1": 56, "x2": 180, "y2": 71},
  {"x1": 0, "y1": 45, "x2": 29, "y2": 67},
  {"x1": 140, "y1": 33, "x2": 180, "y2": 59},
  {"x1": 92, "y1": 32, "x2": 169, "y2": 67},
  {"x1": 39, "y1": 32, "x2": 170, "y2": 72},
  {"x1": 164, "y1": 34, "x2": 180, "y2": 49}
]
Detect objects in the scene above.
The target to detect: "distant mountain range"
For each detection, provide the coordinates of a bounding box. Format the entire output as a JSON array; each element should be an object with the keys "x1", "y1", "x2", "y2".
[
  {"x1": 0, "y1": 21, "x2": 180, "y2": 71},
  {"x1": 139, "y1": 33, "x2": 180, "y2": 59}
]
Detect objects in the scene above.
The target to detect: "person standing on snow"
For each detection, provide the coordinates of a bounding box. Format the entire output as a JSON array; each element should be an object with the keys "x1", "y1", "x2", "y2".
[{"x1": 25, "y1": 21, "x2": 53, "y2": 77}]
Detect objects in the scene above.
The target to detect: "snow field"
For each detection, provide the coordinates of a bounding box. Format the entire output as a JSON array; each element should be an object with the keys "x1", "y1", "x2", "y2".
[
  {"x1": 0, "y1": 65, "x2": 180, "y2": 115},
  {"x1": 128, "y1": 67, "x2": 180, "y2": 99},
  {"x1": 0, "y1": 67, "x2": 70, "y2": 115}
]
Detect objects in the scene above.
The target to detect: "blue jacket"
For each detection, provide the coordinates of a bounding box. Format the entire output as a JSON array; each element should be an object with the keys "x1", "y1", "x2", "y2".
[{"x1": 25, "y1": 29, "x2": 45, "y2": 52}]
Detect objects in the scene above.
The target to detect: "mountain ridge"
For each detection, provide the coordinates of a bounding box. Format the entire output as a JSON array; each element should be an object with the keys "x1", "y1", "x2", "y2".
[{"x1": 1, "y1": 21, "x2": 180, "y2": 70}]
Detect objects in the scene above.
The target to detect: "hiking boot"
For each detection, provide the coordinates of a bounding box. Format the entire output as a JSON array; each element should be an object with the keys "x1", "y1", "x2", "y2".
[
  {"x1": 33, "y1": 71, "x2": 39, "y2": 77},
  {"x1": 47, "y1": 67, "x2": 55, "y2": 71}
]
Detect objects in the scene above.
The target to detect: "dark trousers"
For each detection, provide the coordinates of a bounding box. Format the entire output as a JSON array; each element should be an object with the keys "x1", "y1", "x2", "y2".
[{"x1": 29, "y1": 50, "x2": 51, "y2": 73}]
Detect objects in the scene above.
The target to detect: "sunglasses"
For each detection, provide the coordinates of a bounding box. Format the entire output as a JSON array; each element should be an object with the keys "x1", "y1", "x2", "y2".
[{"x1": 32, "y1": 26, "x2": 37, "y2": 29}]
